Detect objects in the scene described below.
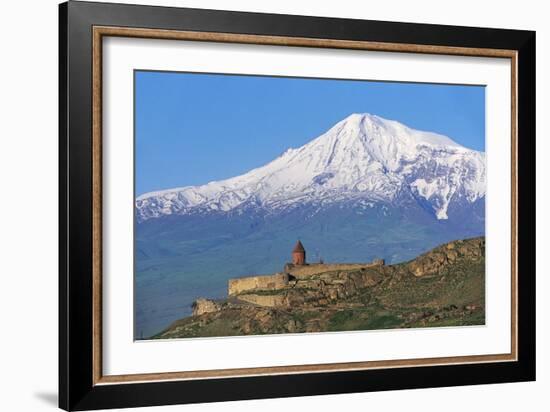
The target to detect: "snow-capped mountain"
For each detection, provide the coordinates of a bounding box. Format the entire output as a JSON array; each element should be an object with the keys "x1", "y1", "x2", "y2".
[{"x1": 136, "y1": 113, "x2": 485, "y2": 222}]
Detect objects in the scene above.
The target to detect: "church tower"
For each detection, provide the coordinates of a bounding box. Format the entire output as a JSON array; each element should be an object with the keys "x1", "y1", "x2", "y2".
[{"x1": 292, "y1": 240, "x2": 306, "y2": 265}]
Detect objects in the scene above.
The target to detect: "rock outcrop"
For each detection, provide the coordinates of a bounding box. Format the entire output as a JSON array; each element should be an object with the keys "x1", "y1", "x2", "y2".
[{"x1": 407, "y1": 237, "x2": 484, "y2": 277}]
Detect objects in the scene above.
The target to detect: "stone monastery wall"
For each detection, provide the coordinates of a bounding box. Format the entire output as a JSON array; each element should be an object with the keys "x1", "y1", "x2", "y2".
[
  {"x1": 284, "y1": 260, "x2": 384, "y2": 278},
  {"x1": 227, "y1": 260, "x2": 385, "y2": 296},
  {"x1": 228, "y1": 272, "x2": 289, "y2": 296}
]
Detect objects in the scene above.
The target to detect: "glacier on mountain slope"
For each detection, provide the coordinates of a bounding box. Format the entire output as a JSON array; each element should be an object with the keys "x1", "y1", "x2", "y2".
[{"x1": 136, "y1": 113, "x2": 485, "y2": 222}]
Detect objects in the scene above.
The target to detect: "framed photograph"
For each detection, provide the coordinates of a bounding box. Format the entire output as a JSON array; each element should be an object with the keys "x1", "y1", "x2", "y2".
[{"x1": 59, "y1": 1, "x2": 535, "y2": 410}]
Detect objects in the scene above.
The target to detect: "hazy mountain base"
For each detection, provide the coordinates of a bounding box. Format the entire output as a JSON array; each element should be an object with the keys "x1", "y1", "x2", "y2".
[
  {"x1": 135, "y1": 198, "x2": 483, "y2": 338},
  {"x1": 153, "y1": 237, "x2": 485, "y2": 339}
]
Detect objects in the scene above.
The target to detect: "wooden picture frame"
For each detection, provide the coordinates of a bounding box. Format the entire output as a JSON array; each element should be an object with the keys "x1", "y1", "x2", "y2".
[{"x1": 59, "y1": 1, "x2": 535, "y2": 410}]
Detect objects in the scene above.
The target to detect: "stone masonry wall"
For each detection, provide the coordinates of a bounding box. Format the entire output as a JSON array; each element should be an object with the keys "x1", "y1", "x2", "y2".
[
  {"x1": 284, "y1": 260, "x2": 384, "y2": 278},
  {"x1": 192, "y1": 298, "x2": 221, "y2": 316},
  {"x1": 228, "y1": 272, "x2": 289, "y2": 296}
]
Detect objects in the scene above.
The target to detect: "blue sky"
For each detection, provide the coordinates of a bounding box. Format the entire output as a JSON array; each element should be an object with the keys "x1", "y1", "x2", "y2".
[{"x1": 135, "y1": 71, "x2": 485, "y2": 196}]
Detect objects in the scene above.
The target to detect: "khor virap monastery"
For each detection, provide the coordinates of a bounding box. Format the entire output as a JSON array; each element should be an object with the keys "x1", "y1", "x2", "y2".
[{"x1": 227, "y1": 241, "x2": 385, "y2": 296}]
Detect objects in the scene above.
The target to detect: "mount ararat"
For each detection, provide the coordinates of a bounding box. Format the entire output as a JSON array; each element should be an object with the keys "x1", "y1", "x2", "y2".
[{"x1": 135, "y1": 113, "x2": 485, "y2": 338}]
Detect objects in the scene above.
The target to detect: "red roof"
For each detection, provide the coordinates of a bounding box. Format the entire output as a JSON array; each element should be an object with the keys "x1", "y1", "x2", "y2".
[{"x1": 292, "y1": 240, "x2": 305, "y2": 253}]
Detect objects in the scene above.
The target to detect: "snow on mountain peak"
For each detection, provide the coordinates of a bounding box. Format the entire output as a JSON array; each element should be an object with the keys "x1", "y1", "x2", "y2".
[{"x1": 136, "y1": 113, "x2": 485, "y2": 222}]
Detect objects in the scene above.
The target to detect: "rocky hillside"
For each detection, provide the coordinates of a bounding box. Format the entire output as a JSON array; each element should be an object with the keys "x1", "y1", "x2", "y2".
[{"x1": 153, "y1": 237, "x2": 485, "y2": 339}]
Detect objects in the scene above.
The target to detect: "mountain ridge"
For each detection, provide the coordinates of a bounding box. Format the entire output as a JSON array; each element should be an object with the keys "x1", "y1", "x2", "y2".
[{"x1": 136, "y1": 113, "x2": 485, "y2": 222}]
